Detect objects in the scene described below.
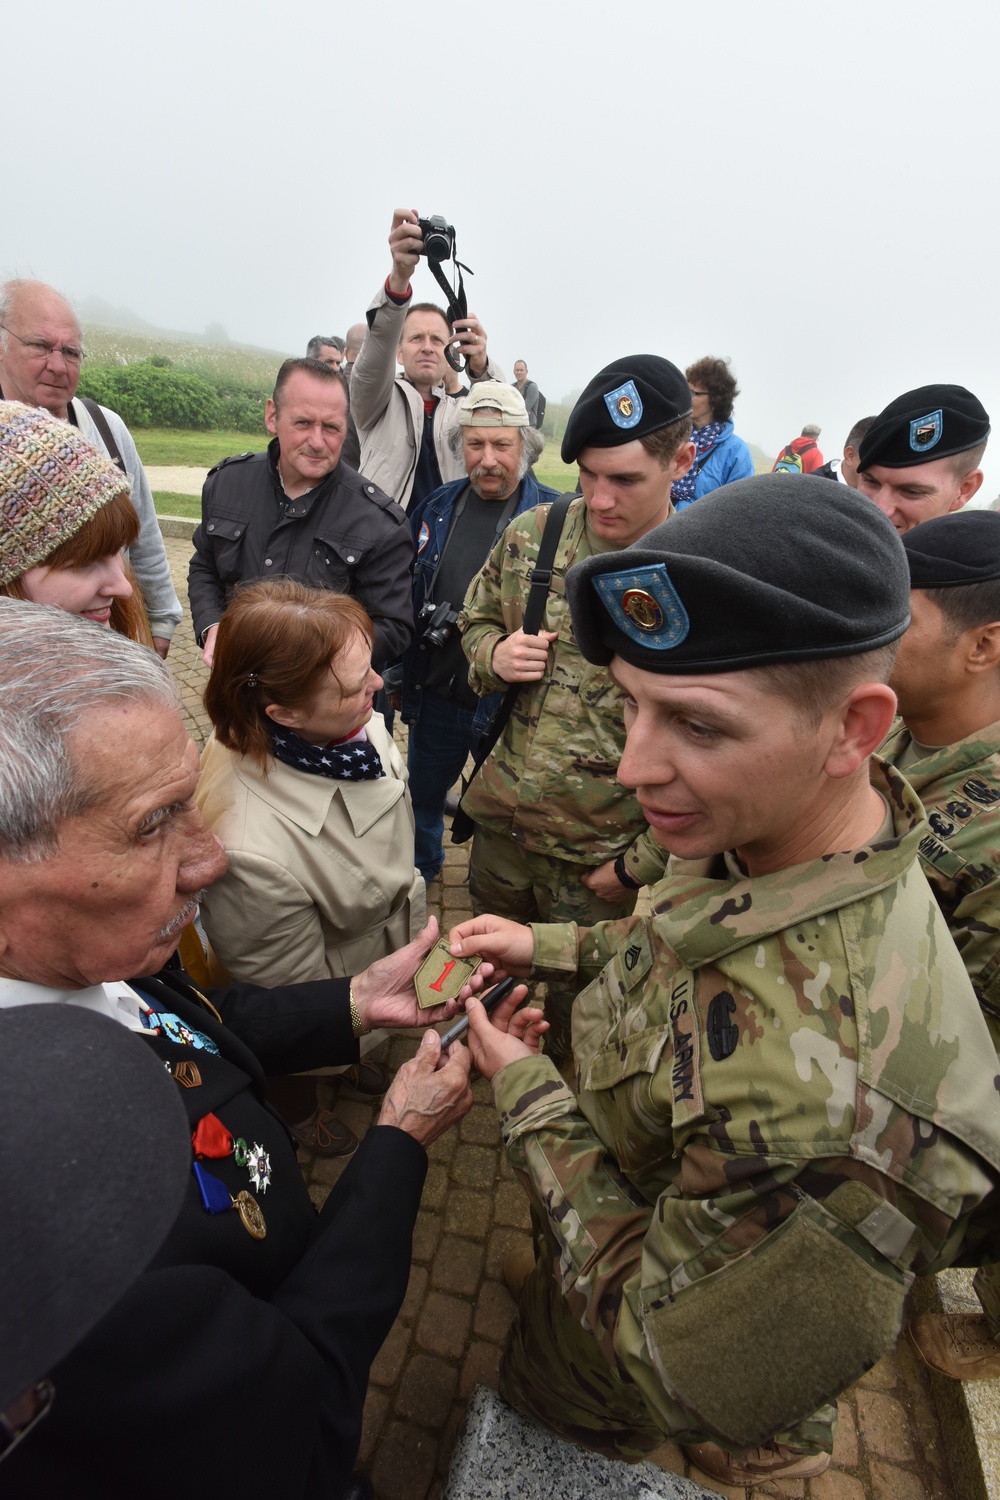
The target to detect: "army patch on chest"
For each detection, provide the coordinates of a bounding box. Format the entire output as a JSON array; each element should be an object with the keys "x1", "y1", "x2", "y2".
[
  {"x1": 617, "y1": 927, "x2": 654, "y2": 990},
  {"x1": 707, "y1": 991, "x2": 739, "y2": 1060},
  {"x1": 668, "y1": 975, "x2": 703, "y2": 1112}
]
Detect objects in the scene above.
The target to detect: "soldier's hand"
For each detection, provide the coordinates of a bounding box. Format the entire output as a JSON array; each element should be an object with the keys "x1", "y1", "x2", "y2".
[
  {"x1": 202, "y1": 623, "x2": 219, "y2": 668},
  {"x1": 449, "y1": 915, "x2": 534, "y2": 976},
  {"x1": 388, "y1": 208, "x2": 423, "y2": 296},
  {"x1": 491, "y1": 628, "x2": 559, "y2": 683},
  {"x1": 352, "y1": 916, "x2": 495, "y2": 1029},
  {"x1": 452, "y1": 315, "x2": 488, "y2": 379},
  {"x1": 581, "y1": 858, "x2": 632, "y2": 902},
  {"x1": 464, "y1": 994, "x2": 538, "y2": 1082},
  {"x1": 377, "y1": 1029, "x2": 472, "y2": 1145}
]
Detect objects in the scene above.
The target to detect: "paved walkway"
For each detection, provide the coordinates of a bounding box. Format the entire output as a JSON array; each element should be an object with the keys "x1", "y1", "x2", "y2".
[{"x1": 162, "y1": 531, "x2": 963, "y2": 1500}]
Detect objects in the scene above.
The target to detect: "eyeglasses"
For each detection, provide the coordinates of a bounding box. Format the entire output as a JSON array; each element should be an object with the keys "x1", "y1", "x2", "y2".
[
  {"x1": 689, "y1": 389, "x2": 709, "y2": 397},
  {"x1": 0, "y1": 326, "x2": 85, "y2": 363},
  {"x1": 0, "y1": 1380, "x2": 55, "y2": 1463}
]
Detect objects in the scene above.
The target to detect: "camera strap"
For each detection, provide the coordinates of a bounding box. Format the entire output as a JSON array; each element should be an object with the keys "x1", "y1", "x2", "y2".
[{"x1": 427, "y1": 246, "x2": 474, "y2": 371}]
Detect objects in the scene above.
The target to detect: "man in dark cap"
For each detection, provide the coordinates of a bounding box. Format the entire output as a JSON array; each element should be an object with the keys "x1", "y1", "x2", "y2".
[
  {"x1": 880, "y1": 510, "x2": 1000, "y2": 1382},
  {"x1": 449, "y1": 474, "x2": 1000, "y2": 1486},
  {"x1": 856, "y1": 383, "x2": 990, "y2": 532},
  {"x1": 457, "y1": 356, "x2": 695, "y2": 1057}
]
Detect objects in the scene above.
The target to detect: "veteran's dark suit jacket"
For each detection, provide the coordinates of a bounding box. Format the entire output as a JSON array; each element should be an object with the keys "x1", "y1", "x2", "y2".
[{"x1": 4, "y1": 969, "x2": 426, "y2": 1499}]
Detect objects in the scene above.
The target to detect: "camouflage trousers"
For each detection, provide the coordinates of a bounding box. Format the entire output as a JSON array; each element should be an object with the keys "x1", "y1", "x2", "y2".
[
  {"x1": 468, "y1": 825, "x2": 637, "y2": 1059},
  {"x1": 500, "y1": 1205, "x2": 839, "y2": 1460},
  {"x1": 975, "y1": 1263, "x2": 1000, "y2": 1339}
]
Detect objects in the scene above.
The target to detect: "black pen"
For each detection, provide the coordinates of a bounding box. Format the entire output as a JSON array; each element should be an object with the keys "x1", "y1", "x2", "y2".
[{"x1": 439, "y1": 977, "x2": 518, "y2": 1047}]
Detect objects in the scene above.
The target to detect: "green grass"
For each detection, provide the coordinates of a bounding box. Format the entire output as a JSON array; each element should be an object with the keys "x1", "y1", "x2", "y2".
[
  {"x1": 83, "y1": 326, "x2": 289, "y2": 388},
  {"x1": 136, "y1": 429, "x2": 270, "y2": 466},
  {"x1": 153, "y1": 491, "x2": 202, "y2": 519}
]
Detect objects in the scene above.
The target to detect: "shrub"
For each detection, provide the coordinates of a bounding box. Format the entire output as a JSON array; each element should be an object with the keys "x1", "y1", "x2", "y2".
[{"x1": 77, "y1": 361, "x2": 221, "y2": 430}]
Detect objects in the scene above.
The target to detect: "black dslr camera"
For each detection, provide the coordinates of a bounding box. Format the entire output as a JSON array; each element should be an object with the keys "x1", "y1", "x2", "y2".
[
  {"x1": 417, "y1": 215, "x2": 456, "y2": 264},
  {"x1": 418, "y1": 599, "x2": 460, "y2": 649}
]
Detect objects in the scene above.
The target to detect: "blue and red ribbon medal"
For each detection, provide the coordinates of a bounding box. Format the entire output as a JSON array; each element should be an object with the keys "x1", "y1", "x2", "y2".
[
  {"x1": 192, "y1": 1162, "x2": 266, "y2": 1240},
  {"x1": 191, "y1": 1113, "x2": 264, "y2": 1186}
]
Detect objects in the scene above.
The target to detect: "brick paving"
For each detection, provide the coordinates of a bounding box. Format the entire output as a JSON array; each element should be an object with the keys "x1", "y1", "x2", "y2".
[{"x1": 162, "y1": 530, "x2": 965, "y2": 1500}]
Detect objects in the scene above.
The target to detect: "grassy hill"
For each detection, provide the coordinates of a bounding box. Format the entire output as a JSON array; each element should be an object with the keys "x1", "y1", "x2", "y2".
[{"x1": 82, "y1": 323, "x2": 292, "y2": 389}]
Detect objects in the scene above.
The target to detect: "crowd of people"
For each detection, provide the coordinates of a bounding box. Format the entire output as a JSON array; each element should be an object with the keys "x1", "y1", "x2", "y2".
[{"x1": 1, "y1": 205, "x2": 999, "y2": 1497}]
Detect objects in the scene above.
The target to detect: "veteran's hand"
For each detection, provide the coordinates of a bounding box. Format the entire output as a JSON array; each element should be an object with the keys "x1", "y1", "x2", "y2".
[
  {"x1": 388, "y1": 208, "x2": 423, "y2": 295},
  {"x1": 377, "y1": 1029, "x2": 473, "y2": 1145},
  {"x1": 464, "y1": 994, "x2": 540, "y2": 1082},
  {"x1": 351, "y1": 916, "x2": 494, "y2": 1031},
  {"x1": 449, "y1": 914, "x2": 534, "y2": 977},
  {"x1": 491, "y1": 628, "x2": 558, "y2": 683}
]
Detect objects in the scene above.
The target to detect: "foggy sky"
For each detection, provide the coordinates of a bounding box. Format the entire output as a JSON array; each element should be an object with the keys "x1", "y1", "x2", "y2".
[{"x1": 4, "y1": 0, "x2": 999, "y2": 492}]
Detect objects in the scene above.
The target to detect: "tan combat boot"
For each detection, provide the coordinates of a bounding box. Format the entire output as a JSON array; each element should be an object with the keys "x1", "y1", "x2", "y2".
[
  {"x1": 684, "y1": 1440, "x2": 831, "y2": 1483},
  {"x1": 907, "y1": 1313, "x2": 1000, "y2": 1380}
]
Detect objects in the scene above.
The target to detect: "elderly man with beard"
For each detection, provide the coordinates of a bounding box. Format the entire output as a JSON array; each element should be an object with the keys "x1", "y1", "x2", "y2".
[{"x1": 398, "y1": 382, "x2": 554, "y2": 883}]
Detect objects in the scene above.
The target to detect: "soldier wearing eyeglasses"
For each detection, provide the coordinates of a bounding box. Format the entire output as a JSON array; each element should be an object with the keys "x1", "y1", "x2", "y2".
[{"x1": 0, "y1": 279, "x2": 182, "y2": 657}]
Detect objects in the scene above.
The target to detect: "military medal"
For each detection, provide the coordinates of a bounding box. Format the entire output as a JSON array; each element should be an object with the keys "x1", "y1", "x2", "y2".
[
  {"x1": 247, "y1": 1143, "x2": 272, "y2": 1194},
  {"x1": 192, "y1": 1163, "x2": 268, "y2": 1239},
  {"x1": 415, "y1": 937, "x2": 482, "y2": 1010},
  {"x1": 192, "y1": 1113, "x2": 272, "y2": 1194}
]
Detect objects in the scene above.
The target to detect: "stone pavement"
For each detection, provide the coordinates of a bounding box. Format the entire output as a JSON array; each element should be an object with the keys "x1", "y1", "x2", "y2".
[{"x1": 161, "y1": 528, "x2": 969, "y2": 1500}]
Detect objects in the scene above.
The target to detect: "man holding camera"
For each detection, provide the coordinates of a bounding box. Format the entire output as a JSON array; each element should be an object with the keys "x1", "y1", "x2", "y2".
[
  {"x1": 399, "y1": 383, "x2": 557, "y2": 883},
  {"x1": 350, "y1": 209, "x2": 504, "y2": 513}
]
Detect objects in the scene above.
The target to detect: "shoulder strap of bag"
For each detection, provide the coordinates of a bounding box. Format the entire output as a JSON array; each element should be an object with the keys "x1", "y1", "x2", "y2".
[
  {"x1": 465, "y1": 493, "x2": 574, "y2": 771},
  {"x1": 80, "y1": 397, "x2": 128, "y2": 475}
]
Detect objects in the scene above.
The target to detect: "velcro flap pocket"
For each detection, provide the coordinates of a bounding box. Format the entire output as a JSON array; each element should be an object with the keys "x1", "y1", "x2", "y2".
[
  {"x1": 638, "y1": 1182, "x2": 910, "y2": 1449},
  {"x1": 586, "y1": 1025, "x2": 669, "y2": 1091}
]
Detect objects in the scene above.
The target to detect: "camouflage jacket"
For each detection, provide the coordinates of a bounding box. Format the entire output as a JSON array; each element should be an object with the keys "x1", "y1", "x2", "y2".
[
  {"x1": 459, "y1": 496, "x2": 666, "y2": 874},
  {"x1": 882, "y1": 718, "x2": 1000, "y2": 1048},
  {"x1": 494, "y1": 760, "x2": 1000, "y2": 1443}
]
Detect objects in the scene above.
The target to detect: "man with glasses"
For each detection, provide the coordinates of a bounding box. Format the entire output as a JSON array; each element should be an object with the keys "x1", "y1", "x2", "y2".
[{"x1": 0, "y1": 279, "x2": 181, "y2": 657}]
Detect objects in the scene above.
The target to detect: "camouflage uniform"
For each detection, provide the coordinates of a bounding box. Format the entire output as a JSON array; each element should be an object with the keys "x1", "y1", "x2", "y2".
[
  {"x1": 492, "y1": 761, "x2": 1000, "y2": 1457},
  {"x1": 459, "y1": 497, "x2": 666, "y2": 1047},
  {"x1": 882, "y1": 718, "x2": 1000, "y2": 1341}
]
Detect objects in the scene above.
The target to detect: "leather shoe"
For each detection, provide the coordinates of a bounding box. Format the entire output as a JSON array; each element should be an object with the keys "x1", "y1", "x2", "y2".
[
  {"x1": 289, "y1": 1108, "x2": 358, "y2": 1158},
  {"x1": 684, "y1": 1440, "x2": 830, "y2": 1482},
  {"x1": 336, "y1": 1057, "x2": 391, "y2": 1101},
  {"x1": 340, "y1": 1473, "x2": 373, "y2": 1500},
  {"x1": 907, "y1": 1313, "x2": 1000, "y2": 1380}
]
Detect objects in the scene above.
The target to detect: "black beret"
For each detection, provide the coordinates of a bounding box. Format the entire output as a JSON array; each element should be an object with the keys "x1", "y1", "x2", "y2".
[
  {"x1": 858, "y1": 384, "x2": 990, "y2": 471},
  {"x1": 561, "y1": 354, "x2": 691, "y2": 463},
  {"x1": 566, "y1": 474, "x2": 909, "y2": 673},
  {"x1": 902, "y1": 509, "x2": 1000, "y2": 589}
]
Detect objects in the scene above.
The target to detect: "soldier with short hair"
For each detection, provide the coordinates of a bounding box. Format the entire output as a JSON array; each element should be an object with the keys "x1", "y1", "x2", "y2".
[
  {"x1": 881, "y1": 509, "x2": 1000, "y2": 1381},
  {"x1": 451, "y1": 474, "x2": 1000, "y2": 1487}
]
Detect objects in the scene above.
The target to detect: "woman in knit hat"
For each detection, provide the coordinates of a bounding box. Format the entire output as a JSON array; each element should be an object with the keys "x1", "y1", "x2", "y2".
[{"x1": 0, "y1": 400, "x2": 151, "y2": 643}]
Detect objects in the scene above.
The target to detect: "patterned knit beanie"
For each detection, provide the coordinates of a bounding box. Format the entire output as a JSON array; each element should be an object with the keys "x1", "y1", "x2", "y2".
[{"x1": 0, "y1": 401, "x2": 130, "y2": 586}]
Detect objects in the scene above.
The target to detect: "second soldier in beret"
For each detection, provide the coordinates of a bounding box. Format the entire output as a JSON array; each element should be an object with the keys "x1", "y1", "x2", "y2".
[
  {"x1": 451, "y1": 474, "x2": 1000, "y2": 1486},
  {"x1": 457, "y1": 355, "x2": 695, "y2": 1058},
  {"x1": 857, "y1": 382, "x2": 990, "y2": 533},
  {"x1": 881, "y1": 508, "x2": 1000, "y2": 1385}
]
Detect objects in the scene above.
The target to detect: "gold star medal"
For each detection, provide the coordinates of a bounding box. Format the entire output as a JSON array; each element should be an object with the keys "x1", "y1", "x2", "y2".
[{"x1": 415, "y1": 937, "x2": 482, "y2": 1010}]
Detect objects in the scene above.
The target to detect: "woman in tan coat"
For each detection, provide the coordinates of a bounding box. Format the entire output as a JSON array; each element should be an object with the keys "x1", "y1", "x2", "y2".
[{"x1": 197, "y1": 578, "x2": 424, "y2": 1154}]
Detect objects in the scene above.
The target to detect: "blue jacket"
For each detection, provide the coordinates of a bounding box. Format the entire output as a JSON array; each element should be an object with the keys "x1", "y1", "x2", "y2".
[
  {"x1": 399, "y1": 471, "x2": 559, "y2": 732},
  {"x1": 675, "y1": 421, "x2": 755, "y2": 508}
]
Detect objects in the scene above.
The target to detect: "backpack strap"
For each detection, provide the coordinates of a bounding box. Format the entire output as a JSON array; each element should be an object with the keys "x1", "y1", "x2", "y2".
[{"x1": 79, "y1": 398, "x2": 128, "y2": 475}]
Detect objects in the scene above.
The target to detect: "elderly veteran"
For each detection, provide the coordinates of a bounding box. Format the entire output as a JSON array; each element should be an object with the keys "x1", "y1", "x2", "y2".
[
  {"x1": 0, "y1": 597, "x2": 485, "y2": 1500},
  {"x1": 458, "y1": 356, "x2": 695, "y2": 1057},
  {"x1": 450, "y1": 474, "x2": 1000, "y2": 1487},
  {"x1": 879, "y1": 510, "x2": 1000, "y2": 1383},
  {"x1": 857, "y1": 382, "x2": 990, "y2": 533},
  {"x1": 399, "y1": 381, "x2": 555, "y2": 882}
]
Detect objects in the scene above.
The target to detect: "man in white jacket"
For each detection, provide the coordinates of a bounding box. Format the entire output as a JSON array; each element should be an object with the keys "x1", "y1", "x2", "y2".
[
  {"x1": 350, "y1": 208, "x2": 504, "y2": 512},
  {"x1": 0, "y1": 279, "x2": 182, "y2": 655}
]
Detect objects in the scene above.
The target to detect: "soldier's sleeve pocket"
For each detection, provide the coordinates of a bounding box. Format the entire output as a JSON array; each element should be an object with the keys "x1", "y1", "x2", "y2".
[{"x1": 584, "y1": 1024, "x2": 669, "y2": 1091}]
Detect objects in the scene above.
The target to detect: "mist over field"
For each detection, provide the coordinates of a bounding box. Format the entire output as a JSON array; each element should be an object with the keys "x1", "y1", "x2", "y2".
[{"x1": 4, "y1": 0, "x2": 999, "y2": 494}]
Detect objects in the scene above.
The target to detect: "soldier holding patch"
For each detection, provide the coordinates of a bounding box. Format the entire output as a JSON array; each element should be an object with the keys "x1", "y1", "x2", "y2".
[
  {"x1": 856, "y1": 382, "x2": 990, "y2": 533},
  {"x1": 878, "y1": 510, "x2": 1000, "y2": 1383},
  {"x1": 458, "y1": 356, "x2": 695, "y2": 1056},
  {"x1": 450, "y1": 475, "x2": 1000, "y2": 1487}
]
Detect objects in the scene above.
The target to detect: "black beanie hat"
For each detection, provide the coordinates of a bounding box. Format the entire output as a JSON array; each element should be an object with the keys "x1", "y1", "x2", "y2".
[
  {"x1": 566, "y1": 473, "x2": 910, "y2": 672},
  {"x1": 561, "y1": 355, "x2": 692, "y2": 463}
]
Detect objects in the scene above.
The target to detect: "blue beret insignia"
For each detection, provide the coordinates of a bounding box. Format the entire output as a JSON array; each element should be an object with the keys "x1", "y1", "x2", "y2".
[
  {"x1": 604, "y1": 379, "x2": 643, "y2": 430},
  {"x1": 592, "y1": 563, "x2": 690, "y2": 650},
  {"x1": 909, "y1": 409, "x2": 943, "y2": 453}
]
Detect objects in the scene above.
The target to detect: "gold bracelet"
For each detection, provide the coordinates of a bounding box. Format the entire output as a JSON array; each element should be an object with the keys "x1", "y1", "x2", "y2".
[{"x1": 349, "y1": 985, "x2": 370, "y2": 1038}]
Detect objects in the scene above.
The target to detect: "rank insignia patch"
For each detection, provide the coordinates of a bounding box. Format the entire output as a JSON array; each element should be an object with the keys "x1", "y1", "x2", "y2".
[
  {"x1": 604, "y1": 379, "x2": 643, "y2": 430},
  {"x1": 909, "y1": 409, "x2": 943, "y2": 452},
  {"x1": 593, "y1": 563, "x2": 690, "y2": 651}
]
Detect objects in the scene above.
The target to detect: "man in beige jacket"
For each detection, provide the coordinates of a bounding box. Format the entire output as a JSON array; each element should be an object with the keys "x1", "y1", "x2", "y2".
[{"x1": 351, "y1": 208, "x2": 504, "y2": 511}]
